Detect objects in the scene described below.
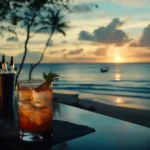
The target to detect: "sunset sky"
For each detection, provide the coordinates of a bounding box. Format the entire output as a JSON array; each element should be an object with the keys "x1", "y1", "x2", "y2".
[{"x1": 0, "y1": 0, "x2": 150, "y2": 63}]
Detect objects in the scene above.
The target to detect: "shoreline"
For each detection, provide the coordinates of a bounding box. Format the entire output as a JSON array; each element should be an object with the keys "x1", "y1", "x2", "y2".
[{"x1": 54, "y1": 92, "x2": 150, "y2": 128}]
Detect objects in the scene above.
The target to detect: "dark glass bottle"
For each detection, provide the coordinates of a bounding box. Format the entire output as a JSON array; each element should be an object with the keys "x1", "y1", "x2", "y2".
[
  {"x1": 9, "y1": 56, "x2": 16, "y2": 73},
  {"x1": 0, "y1": 56, "x2": 16, "y2": 120},
  {"x1": 1, "y1": 55, "x2": 8, "y2": 73}
]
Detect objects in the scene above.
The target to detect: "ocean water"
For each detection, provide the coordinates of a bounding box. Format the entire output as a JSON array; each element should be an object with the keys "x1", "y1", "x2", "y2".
[{"x1": 16, "y1": 63, "x2": 150, "y2": 110}]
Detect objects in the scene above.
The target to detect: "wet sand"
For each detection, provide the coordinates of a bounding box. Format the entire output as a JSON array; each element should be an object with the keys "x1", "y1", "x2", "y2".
[{"x1": 54, "y1": 93, "x2": 150, "y2": 128}]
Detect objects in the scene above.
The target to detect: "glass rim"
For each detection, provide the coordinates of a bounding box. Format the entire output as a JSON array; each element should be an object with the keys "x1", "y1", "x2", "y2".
[
  {"x1": 17, "y1": 80, "x2": 53, "y2": 89},
  {"x1": 18, "y1": 80, "x2": 46, "y2": 84}
]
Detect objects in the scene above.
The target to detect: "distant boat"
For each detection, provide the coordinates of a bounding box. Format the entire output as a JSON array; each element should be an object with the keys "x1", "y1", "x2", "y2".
[{"x1": 100, "y1": 66, "x2": 109, "y2": 73}]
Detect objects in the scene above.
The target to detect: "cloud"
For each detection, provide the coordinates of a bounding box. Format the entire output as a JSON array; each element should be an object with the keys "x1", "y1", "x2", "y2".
[
  {"x1": 61, "y1": 40, "x2": 67, "y2": 44},
  {"x1": 130, "y1": 41, "x2": 139, "y2": 47},
  {"x1": 93, "y1": 48, "x2": 107, "y2": 56},
  {"x1": 78, "y1": 18, "x2": 131, "y2": 46},
  {"x1": 49, "y1": 49, "x2": 66, "y2": 54},
  {"x1": 61, "y1": 49, "x2": 66, "y2": 52},
  {"x1": 134, "y1": 52, "x2": 150, "y2": 58},
  {"x1": 71, "y1": 4, "x2": 92, "y2": 13},
  {"x1": 130, "y1": 25, "x2": 150, "y2": 47},
  {"x1": 15, "y1": 51, "x2": 41, "y2": 63},
  {"x1": 6, "y1": 37, "x2": 19, "y2": 42},
  {"x1": 68, "y1": 48, "x2": 84, "y2": 55},
  {"x1": 0, "y1": 43, "x2": 22, "y2": 50},
  {"x1": 79, "y1": 31, "x2": 93, "y2": 41},
  {"x1": 62, "y1": 55, "x2": 97, "y2": 62},
  {"x1": 124, "y1": 50, "x2": 150, "y2": 58},
  {"x1": 139, "y1": 25, "x2": 150, "y2": 47},
  {"x1": 49, "y1": 51, "x2": 58, "y2": 54}
]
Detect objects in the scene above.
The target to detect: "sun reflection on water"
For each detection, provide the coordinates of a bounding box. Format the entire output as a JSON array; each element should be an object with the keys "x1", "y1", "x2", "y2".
[
  {"x1": 115, "y1": 73, "x2": 121, "y2": 81},
  {"x1": 115, "y1": 97, "x2": 123, "y2": 104}
]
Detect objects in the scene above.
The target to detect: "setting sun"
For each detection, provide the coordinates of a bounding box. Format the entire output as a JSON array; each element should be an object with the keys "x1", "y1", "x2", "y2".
[{"x1": 115, "y1": 55, "x2": 121, "y2": 61}]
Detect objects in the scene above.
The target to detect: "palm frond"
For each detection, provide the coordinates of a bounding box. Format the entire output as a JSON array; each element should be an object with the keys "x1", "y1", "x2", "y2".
[
  {"x1": 57, "y1": 22, "x2": 69, "y2": 28},
  {"x1": 57, "y1": 28, "x2": 66, "y2": 36},
  {"x1": 43, "y1": 72, "x2": 59, "y2": 82}
]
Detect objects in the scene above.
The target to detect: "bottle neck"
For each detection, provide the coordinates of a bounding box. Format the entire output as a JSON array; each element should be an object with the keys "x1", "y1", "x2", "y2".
[
  {"x1": 9, "y1": 57, "x2": 16, "y2": 73},
  {"x1": 2, "y1": 55, "x2": 5, "y2": 63},
  {"x1": 10, "y1": 59, "x2": 14, "y2": 67}
]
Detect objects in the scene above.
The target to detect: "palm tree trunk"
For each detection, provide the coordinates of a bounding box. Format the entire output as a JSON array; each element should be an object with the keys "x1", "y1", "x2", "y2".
[
  {"x1": 15, "y1": 27, "x2": 30, "y2": 86},
  {"x1": 28, "y1": 30, "x2": 54, "y2": 80},
  {"x1": 29, "y1": 64, "x2": 33, "y2": 81}
]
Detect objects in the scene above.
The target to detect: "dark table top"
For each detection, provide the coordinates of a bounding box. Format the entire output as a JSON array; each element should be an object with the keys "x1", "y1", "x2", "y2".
[
  {"x1": 0, "y1": 102, "x2": 150, "y2": 150},
  {"x1": 53, "y1": 102, "x2": 150, "y2": 150}
]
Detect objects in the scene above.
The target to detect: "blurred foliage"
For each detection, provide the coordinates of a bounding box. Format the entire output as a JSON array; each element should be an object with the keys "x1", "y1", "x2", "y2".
[{"x1": 0, "y1": 0, "x2": 72, "y2": 85}]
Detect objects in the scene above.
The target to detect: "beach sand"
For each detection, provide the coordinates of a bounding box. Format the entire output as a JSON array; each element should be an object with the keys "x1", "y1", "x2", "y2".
[{"x1": 54, "y1": 92, "x2": 150, "y2": 128}]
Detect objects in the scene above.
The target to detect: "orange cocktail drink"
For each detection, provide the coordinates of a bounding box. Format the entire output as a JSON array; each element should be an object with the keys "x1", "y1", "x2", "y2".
[{"x1": 18, "y1": 80, "x2": 53, "y2": 142}]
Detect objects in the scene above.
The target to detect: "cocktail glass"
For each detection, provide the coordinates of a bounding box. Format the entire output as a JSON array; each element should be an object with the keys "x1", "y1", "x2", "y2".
[{"x1": 17, "y1": 80, "x2": 53, "y2": 142}]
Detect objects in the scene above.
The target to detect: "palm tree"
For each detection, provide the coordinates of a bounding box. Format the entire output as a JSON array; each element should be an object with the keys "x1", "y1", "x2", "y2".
[
  {"x1": 11, "y1": 1, "x2": 71, "y2": 86},
  {"x1": 28, "y1": 9, "x2": 69, "y2": 80}
]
